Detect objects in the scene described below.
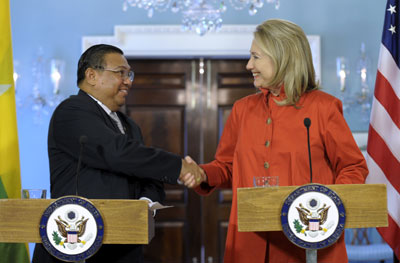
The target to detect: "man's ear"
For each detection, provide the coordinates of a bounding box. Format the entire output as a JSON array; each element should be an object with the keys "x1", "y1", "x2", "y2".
[{"x1": 85, "y1": 68, "x2": 97, "y2": 86}]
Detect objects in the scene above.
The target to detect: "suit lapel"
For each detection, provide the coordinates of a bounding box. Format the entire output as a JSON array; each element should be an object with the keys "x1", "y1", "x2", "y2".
[{"x1": 77, "y1": 90, "x2": 122, "y2": 134}]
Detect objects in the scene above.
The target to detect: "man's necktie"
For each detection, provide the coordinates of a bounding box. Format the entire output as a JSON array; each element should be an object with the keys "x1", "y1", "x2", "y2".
[{"x1": 109, "y1": 112, "x2": 125, "y2": 134}]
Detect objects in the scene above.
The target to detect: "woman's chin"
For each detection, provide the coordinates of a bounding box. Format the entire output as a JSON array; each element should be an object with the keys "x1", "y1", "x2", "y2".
[{"x1": 253, "y1": 82, "x2": 262, "y2": 89}]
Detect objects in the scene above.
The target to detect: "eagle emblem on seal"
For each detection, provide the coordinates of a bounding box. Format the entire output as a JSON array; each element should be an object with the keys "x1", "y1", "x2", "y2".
[
  {"x1": 292, "y1": 196, "x2": 335, "y2": 238},
  {"x1": 296, "y1": 203, "x2": 330, "y2": 231},
  {"x1": 54, "y1": 213, "x2": 89, "y2": 246}
]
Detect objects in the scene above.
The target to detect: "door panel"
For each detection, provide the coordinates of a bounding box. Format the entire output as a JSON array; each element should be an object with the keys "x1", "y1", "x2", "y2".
[
  {"x1": 126, "y1": 59, "x2": 199, "y2": 263},
  {"x1": 129, "y1": 108, "x2": 184, "y2": 154},
  {"x1": 125, "y1": 58, "x2": 255, "y2": 263},
  {"x1": 202, "y1": 60, "x2": 255, "y2": 263}
]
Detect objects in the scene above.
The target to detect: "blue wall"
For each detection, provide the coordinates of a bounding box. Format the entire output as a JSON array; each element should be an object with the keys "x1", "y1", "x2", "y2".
[{"x1": 9, "y1": 0, "x2": 387, "y2": 258}]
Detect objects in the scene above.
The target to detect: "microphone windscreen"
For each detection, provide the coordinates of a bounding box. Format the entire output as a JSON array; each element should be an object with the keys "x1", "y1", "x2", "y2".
[
  {"x1": 303, "y1": 118, "x2": 311, "y2": 128},
  {"x1": 79, "y1": 135, "x2": 88, "y2": 144}
]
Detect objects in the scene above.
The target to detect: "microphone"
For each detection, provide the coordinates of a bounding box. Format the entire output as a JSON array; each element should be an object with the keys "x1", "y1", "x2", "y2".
[
  {"x1": 303, "y1": 118, "x2": 313, "y2": 183},
  {"x1": 76, "y1": 135, "x2": 88, "y2": 195}
]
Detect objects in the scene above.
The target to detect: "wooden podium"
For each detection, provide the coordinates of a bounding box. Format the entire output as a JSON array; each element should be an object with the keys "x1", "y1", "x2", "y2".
[
  {"x1": 237, "y1": 184, "x2": 388, "y2": 232},
  {"x1": 237, "y1": 184, "x2": 388, "y2": 262},
  {"x1": 0, "y1": 199, "x2": 154, "y2": 244}
]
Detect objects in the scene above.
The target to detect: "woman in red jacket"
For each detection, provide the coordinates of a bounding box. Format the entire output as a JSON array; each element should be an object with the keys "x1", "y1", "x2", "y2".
[{"x1": 190, "y1": 19, "x2": 368, "y2": 263}]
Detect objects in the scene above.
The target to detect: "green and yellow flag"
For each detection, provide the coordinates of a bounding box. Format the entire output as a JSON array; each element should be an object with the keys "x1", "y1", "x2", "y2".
[{"x1": 0, "y1": 0, "x2": 30, "y2": 262}]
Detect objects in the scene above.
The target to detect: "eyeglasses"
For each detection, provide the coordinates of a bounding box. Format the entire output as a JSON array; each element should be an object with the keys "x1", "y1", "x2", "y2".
[{"x1": 94, "y1": 66, "x2": 134, "y2": 82}]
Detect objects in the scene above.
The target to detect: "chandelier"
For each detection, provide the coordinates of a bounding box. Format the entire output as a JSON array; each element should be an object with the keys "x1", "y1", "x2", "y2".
[{"x1": 122, "y1": 0, "x2": 281, "y2": 36}]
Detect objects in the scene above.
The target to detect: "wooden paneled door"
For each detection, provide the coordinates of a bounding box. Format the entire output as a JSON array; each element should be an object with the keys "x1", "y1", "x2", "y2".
[{"x1": 125, "y1": 58, "x2": 256, "y2": 263}]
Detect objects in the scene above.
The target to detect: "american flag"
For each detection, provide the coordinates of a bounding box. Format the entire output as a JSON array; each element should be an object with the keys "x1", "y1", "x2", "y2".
[{"x1": 365, "y1": 0, "x2": 400, "y2": 258}]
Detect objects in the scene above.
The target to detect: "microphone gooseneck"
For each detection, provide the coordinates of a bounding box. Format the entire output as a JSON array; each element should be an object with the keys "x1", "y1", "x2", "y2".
[
  {"x1": 79, "y1": 135, "x2": 88, "y2": 145},
  {"x1": 303, "y1": 118, "x2": 313, "y2": 183},
  {"x1": 76, "y1": 135, "x2": 88, "y2": 196}
]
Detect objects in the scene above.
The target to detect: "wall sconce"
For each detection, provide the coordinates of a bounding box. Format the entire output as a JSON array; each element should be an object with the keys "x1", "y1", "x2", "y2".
[
  {"x1": 13, "y1": 60, "x2": 22, "y2": 108},
  {"x1": 336, "y1": 57, "x2": 350, "y2": 93},
  {"x1": 31, "y1": 48, "x2": 50, "y2": 123},
  {"x1": 355, "y1": 43, "x2": 372, "y2": 113},
  {"x1": 48, "y1": 59, "x2": 65, "y2": 107},
  {"x1": 336, "y1": 56, "x2": 351, "y2": 112},
  {"x1": 16, "y1": 48, "x2": 66, "y2": 124},
  {"x1": 336, "y1": 43, "x2": 373, "y2": 124}
]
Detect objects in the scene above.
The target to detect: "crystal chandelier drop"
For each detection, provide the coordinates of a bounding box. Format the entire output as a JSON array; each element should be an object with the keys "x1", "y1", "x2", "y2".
[{"x1": 122, "y1": 0, "x2": 281, "y2": 36}]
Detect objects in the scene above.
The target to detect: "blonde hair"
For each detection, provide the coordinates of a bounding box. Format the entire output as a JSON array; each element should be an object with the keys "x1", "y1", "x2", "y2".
[{"x1": 254, "y1": 19, "x2": 319, "y2": 106}]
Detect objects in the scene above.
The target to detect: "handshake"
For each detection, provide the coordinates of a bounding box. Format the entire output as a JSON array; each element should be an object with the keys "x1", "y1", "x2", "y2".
[{"x1": 179, "y1": 156, "x2": 207, "y2": 188}]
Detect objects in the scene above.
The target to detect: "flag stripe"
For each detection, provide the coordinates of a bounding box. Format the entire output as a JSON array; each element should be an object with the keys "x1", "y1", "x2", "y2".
[
  {"x1": 374, "y1": 72, "x2": 400, "y2": 129},
  {"x1": 367, "y1": 126, "x2": 400, "y2": 193},
  {"x1": 366, "y1": 154, "x2": 400, "y2": 227},
  {"x1": 369, "y1": 97, "x2": 400, "y2": 162},
  {"x1": 377, "y1": 44, "x2": 400, "y2": 99},
  {"x1": 377, "y1": 215, "x2": 400, "y2": 257}
]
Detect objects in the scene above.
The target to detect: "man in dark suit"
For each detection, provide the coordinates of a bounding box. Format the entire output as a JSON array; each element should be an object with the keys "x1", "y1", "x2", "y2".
[{"x1": 33, "y1": 44, "x2": 203, "y2": 263}]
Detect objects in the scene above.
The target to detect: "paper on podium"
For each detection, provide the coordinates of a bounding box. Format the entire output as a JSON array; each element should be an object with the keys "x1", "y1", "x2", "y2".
[{"x1": 149, "y1": 202, "x2": 173, "y2": 212}]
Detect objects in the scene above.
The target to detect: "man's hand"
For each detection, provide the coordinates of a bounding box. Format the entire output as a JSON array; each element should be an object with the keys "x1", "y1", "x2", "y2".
[{"x1": 179, "y1": 156, "x2": 207, "y2": 188}]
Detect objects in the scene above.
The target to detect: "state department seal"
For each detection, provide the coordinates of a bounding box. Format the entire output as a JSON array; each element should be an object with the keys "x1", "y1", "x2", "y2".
[
  {"x1": 39, "y1": 196, "x2": 104, "y2": 262},
  {"x1": 280, "y1": 184, "x2": 346, "y2": 250}
]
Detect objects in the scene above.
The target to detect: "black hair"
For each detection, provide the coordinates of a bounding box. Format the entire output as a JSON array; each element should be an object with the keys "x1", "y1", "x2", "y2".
[{"x1": 76, "y1": 44, "x2": 123, "y2": 86}]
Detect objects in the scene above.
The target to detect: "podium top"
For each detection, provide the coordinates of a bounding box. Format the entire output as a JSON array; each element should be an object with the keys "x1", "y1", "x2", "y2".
[
  {"x1": 0, "y1": 199, "x2": 154, "y2": 244},
  {"x1": 237, "y1": 184, "x2": 388, "y2": 232}
]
